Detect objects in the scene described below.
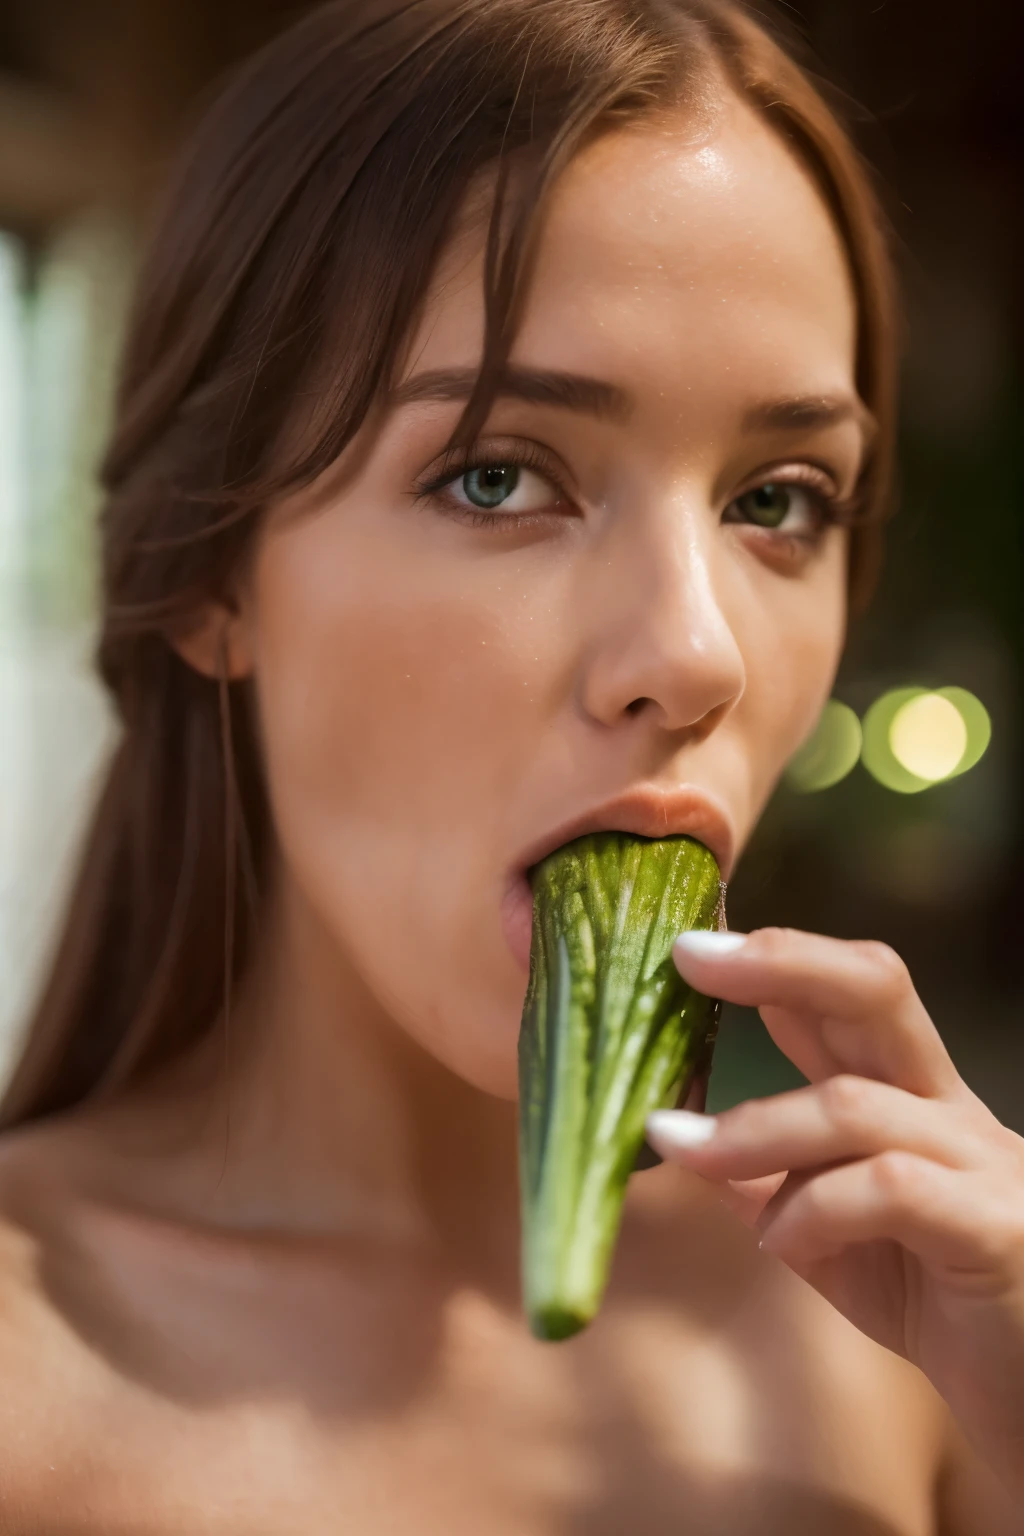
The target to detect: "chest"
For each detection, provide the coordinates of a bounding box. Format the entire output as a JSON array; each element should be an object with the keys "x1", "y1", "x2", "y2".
[{"x1": 15, "y1": 1285, "x2": 940, "y2": 1536}]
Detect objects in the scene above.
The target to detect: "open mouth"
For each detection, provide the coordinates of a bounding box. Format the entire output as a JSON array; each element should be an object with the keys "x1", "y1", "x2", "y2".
[{"x1": 502, "y1": 785, "x2": 736, "y2": 970}]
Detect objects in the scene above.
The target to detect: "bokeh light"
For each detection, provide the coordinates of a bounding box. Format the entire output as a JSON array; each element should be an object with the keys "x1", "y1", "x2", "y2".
[
  {"x1": 937, "y1": 686, "x2": 992, "y2": 778},
  {"x1": 786, "y1": 700, "x2": 862, "y2": 793},
  {"x1": 861, "y1": 687, "x2": 990, "y2": 793},
  {"x1": 889, "y1": 692, "x2": 967, "y2": 781}
]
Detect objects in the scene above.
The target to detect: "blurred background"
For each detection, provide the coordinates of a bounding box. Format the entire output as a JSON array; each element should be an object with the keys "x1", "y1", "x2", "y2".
[{"x1": 0, "y1": 1, "x2": 1020, "y2": 1119}]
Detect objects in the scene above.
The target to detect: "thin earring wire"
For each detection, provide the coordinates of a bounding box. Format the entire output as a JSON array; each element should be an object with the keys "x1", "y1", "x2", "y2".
[
  {"x1": 217, "y1": 632, "x2": 238, "y2": 1181},
  {"x1": 217, "y1": 635, "x2": 238, "y2": 1035}
]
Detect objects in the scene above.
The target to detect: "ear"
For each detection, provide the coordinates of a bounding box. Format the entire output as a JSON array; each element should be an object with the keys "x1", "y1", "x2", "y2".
[{"x1": 171, "y1": 603, "x2": 254, "y2": 681}]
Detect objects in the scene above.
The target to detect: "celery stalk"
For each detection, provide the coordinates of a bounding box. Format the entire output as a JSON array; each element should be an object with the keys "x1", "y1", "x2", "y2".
[{"x1": 518, "y1": 832, "x2": 722, "y2": 1341}]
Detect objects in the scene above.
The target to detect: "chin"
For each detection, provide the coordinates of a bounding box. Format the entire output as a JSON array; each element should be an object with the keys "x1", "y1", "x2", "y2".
[
  {"x1": 465, "y1": 1057, "x2": 521, "y2": 1102},
  {"x1": 424, "y1": 990, "x2": 524, "y2": 1102},
  {"x1": 430, "y1": 1036, "x2": 521, "y2": 1101}
]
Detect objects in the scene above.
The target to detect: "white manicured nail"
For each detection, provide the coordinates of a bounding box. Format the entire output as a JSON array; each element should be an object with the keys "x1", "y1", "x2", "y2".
[
  {"x1": 646, "y1": 1109, "x2": 718, "y2": 1152},
  {"x1": 674, "y1": 929, "x2": 747, "y2": 959}
]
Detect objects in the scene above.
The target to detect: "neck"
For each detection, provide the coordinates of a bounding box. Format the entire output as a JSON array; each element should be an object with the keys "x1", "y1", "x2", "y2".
[{"x1": 116, "y1": 874, "x2": 521, "y2": 1275}]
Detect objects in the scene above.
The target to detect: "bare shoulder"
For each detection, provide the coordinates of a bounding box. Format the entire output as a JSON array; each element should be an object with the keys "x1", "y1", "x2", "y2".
[
  {"x1": 0, "y1": 1118, "x2": 80, "y2": 1317},
  {"x1": 621, "y1": 1160, "x2": 944, "y2": 1413},
  {"x1": 0, "y1": 1120, "x2": 119, "y2": 1520},
  {"x1": 611, "y1": 1163, "x2": 951, "y2": 1528}
]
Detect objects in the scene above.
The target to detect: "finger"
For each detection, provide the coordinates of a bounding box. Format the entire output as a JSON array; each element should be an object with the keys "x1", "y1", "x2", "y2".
[
  {"x1": 647, "y1": 1077, "x2": 987, "y2": 1184},
  {"x1": 717, "y1": 1174, "x2": 787, "y2": 1227},
  {"x1": 673, "y1": 928, "x2": 958, "y2": 1096},
  {"x1": 645, "y1": 1108, "x2": 787, "y2": 1222},
  {"x1": 757, "y1": 1153, "x2": 1024, "y2": 1285}
]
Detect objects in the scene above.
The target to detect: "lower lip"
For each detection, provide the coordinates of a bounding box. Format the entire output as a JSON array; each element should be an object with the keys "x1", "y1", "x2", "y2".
[{"x1": 502, "y1": 873, "x2": 534, "y2": 971}]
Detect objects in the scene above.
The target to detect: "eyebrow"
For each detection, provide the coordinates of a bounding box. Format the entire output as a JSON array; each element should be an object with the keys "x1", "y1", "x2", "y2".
[
  {"x1": 742, "y1": 394, "x2": 877, "y2": 444},
  {"x1": 392, "y1": 369, "x2": 876, "y2": 445},
  {"x1": 390, "y1": 366, "x2": 634, "y2": 422}
]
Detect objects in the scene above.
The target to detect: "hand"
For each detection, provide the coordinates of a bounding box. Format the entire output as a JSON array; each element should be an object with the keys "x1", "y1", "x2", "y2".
[{"x1": 646, "y1": 928, "x2": 1024, "y2": 1496}]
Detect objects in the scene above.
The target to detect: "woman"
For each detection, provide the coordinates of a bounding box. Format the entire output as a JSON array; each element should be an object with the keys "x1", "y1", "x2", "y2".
[{"x1": 0, "y1": 0, "x2": 1020, "y2": 1529}]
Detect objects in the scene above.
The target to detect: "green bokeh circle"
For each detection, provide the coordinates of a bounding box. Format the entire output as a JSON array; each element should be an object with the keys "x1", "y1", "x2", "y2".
[
  {"x1": 861, "y1": 688, "x2": 931, "y2": 793},
  {"x1": 937, "y1": 687, "x2": 991, "y2": 778},
  {"x1": 786, "y1": 700, "x2": 863, "y2": 793},
  {"x1": 861, "y1": 686, "x2": 991, "y2": 792}
]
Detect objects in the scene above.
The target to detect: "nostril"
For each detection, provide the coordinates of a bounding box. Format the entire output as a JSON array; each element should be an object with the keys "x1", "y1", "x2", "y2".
[{"x1": 625, "y1": 696, "x2": 653, "y2": 717}]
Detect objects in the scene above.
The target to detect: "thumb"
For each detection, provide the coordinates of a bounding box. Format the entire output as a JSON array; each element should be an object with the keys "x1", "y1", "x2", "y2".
[{"x1": 646, "y1": 1107, "x2": 788, "y2": 1226}]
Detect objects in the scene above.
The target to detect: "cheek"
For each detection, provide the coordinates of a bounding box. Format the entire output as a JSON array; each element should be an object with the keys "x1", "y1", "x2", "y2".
[
  {"x1": 251, "y1": 519, "x2": 539, "y2": 842},
  {"x1": 243, "y1": 507, "x2": 549, "y2": 1093}
]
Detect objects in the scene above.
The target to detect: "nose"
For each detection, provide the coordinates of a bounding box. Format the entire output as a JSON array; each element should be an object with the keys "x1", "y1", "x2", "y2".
[{"x1": 580, "y1": 510, "x2": 746, "y2": 736}]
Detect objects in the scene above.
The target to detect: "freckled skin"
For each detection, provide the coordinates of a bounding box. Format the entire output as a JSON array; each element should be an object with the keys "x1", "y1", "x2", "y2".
[{"x1": 0, "y1": 97, "x2": 995, "y2": 1534}]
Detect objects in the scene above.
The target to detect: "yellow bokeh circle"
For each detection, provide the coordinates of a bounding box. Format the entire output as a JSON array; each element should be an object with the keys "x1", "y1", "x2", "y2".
[
  {"x1": 861, "y1": 687, "x2": 991, "y2": 793},
  {"x1": 889, "y1": 693, "x2": 967, "y2": 782}
]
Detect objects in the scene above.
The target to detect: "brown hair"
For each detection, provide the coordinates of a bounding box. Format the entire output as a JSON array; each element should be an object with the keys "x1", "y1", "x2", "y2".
[{"x1": 1, "y1": 0, "x2": 897, "y2": 1128}]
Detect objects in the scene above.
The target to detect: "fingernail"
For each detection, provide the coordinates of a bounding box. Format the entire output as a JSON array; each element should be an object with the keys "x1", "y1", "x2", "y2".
[
  {"x1": 674, "y1": 930, "x2": 747, "y2": 960},
  {"x1": 645, "y1": 1109, "x2": 718, "y2": 1152}
]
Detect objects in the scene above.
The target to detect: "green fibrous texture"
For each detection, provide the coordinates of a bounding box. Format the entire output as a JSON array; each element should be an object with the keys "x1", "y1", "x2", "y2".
[{"x1": 518, "y1": 832, "x2": 723, "y2": 1342}]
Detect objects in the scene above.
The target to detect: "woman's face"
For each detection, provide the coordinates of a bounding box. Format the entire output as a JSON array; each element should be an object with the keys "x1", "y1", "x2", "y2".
[{"x1": 244, "y1": 94, "x2": 865, "y2": 1098}]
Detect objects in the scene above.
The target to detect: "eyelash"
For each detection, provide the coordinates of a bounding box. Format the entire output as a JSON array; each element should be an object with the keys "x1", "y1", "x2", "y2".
[
  {"x1": 413, "y1": 443, "x2": 857, "y2": 537},
  {"x1": 412, "y1": 441, "x2": 572, "y2": 527},
  {"x1": 731, "y1": 465, "x2": 857, "y2": 540}
]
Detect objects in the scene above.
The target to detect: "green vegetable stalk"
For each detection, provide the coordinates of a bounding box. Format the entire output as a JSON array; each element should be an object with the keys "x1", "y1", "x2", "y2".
[{"x1": 518, "y1": 831, "x2": 723, "y2": 1342}]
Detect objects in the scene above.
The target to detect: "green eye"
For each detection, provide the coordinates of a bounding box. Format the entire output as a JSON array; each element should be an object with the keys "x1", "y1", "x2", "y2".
[
  {"x1": 734, "y1": 483, "x2": 795, "y2": 528},
  {"x1": 462, "y1": 465, "x2": 521, "y2": 509},
  {"x1": 426, "y1": 455, "x2": 567, "y2": 522}
]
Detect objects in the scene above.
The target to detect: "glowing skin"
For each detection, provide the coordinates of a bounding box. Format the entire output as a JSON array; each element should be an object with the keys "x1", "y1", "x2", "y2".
[
  {"x1": 243, "y1": 96, "x2": 860, "y2": 1100},
  {"x1": 0, "y1": 95, "x2": 1019, "y2": 1534}
]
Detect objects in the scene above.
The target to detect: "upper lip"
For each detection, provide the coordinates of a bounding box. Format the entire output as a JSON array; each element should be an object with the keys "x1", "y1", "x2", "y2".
[{"x1": 515, "y1": 785, "x2": 736, "y2": 884}]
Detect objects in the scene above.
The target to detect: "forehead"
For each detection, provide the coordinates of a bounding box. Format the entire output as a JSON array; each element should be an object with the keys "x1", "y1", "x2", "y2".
[{"x1": 409, "y1": 95, "x2": 858, "y2": 412}]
